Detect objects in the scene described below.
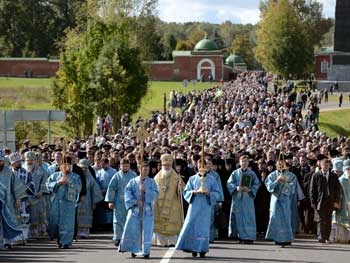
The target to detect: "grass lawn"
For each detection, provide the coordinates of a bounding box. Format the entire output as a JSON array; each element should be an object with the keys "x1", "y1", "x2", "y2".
[
  {"x1": 318, "y1": 109, "x2": 350, "y2": 138},
  {"x1": 0, "y1": 77, "x2": 53, "y2": 109},
  {"x1": 0, "y1": 77, "x2": 53, "y2": 88}
]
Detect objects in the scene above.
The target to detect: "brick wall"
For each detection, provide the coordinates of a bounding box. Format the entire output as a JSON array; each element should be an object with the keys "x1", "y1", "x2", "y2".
[
  {"x1": 1, "y1": 56, "x2": 234, "y2": 81},
  {"x1": 0, "y1": 59, "x2": 59, "y2": 78},
  {"x1": 146, "y1": 55, "x2": 228, "y2": 81}
]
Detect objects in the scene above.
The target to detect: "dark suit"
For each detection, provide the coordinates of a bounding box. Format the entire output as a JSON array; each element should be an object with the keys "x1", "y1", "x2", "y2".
[{"x1": 310, "y1": 170, "x2": 341, "y2": 241}]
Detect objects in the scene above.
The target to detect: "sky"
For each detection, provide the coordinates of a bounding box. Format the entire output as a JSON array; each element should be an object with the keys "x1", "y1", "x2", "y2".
[{"x1": 156, "y1": 0, "x2": 336, "y2": 25}]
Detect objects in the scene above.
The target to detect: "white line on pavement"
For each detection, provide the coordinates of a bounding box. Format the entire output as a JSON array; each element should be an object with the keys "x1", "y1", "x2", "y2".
[{"x1": 160, "y1": 247, "x2": 176, "y2": 263}]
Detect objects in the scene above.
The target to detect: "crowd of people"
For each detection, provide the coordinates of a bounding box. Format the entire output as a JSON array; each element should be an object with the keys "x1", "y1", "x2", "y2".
[{"x1": 0, "y1": 71, "x2": 350, "y2": 258}]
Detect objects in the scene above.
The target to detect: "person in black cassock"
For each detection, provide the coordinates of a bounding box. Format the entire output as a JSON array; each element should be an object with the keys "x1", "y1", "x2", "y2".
[{"x1": 254, "y1": 159, "x2": 271, "y2": 236}]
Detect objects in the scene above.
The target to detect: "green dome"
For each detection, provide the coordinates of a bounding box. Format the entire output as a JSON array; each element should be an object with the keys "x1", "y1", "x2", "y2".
[
  {"x1": 225, "y1": 54, "x2": 245, "y2": 67},
  {"x1": 194, "y1": 37, "x2": 218, "y2": 51}
]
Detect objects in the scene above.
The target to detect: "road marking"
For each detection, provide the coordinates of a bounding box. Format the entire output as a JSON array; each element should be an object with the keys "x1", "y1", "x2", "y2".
[{"x1": 160, "y1": 247, "x2": 176, "y2": 263}]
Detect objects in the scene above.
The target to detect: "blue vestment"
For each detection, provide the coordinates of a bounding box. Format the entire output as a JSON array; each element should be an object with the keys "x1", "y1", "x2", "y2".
[
  {"x1": 265, "y1": 170, "x2": 297, "y2": 243},
  {"x1": 0, "y1": 166, "x2": 27, "y2": 218},
  {"x1": 206, "y1": 169, "x2": 224, "y2": 242},
  {"x1": 119, "y1": 176, "x2": 158, "y2": 255},
  {"x1": 8, "y1": 167, "x2": 34, "y2": 243},
  {"x1": 227, "y1": 168, "x2": 260, "y2": 240},
  {"x1": 105, "y1": 169, "x2": 137, "y2": 241},
  {"x1": 77, "y1": 170, "x2": 103, "y2": 235},
  {"x1": 96, "y1": 167, "x2": 117, "y2": 194},
  {"x1": 176, "y1": 173, "x2": 220, "y2": 253},
  {"x1": 335, "y1": 174, "x2": 350, "y2": 226},
  {"x1": 46, "y1": 171, "x2": 82, "y2": 247},
  {"x1": 29, "y1": 165, "x2": 49, "y2": 237},
  {"x1": 0, "y1": 181, "x2": 22, "y2": 250},
  {"x1": 47, "y1": 163, "x2": 59, "y2": 176}
]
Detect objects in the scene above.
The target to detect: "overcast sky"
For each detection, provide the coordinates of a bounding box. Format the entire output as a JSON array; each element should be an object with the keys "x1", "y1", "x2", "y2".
[{"x1": 156, "y1": 0, "x2": 336, "y2": 24}]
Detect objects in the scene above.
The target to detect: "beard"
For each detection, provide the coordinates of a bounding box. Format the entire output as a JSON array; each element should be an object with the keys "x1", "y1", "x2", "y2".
[
  {"x1": 162, "y1": 167, "x2": 172, "y2": 177},
  {"x1": 23, "y1": 163, "x2": 34, "y2": 172}
]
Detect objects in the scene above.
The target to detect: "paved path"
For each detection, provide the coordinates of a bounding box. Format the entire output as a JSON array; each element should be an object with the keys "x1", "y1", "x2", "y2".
[{"x1": 1, "y1": 233, "x2": 349, "y2": 263}]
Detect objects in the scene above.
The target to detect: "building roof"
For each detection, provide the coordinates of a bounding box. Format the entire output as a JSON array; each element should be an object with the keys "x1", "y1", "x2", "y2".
[
  {"x1": 318, "y1": 47, "x2": 334, "y2": 54},
  {"x1": 225, "y1": 54, "x2": 246, "y2": 67},
  {"x1": 194, "y1": 36, "x2": 219, "y2": 51},
  {"x1": 172, "y1": 51, "x2": 192, "y2": 57}
]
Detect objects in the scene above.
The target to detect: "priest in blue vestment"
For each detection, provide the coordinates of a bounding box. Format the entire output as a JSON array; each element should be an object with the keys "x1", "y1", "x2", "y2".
[
  {"x1": 119, "y1": 161, "x2": 158, "y2": 258},
  {"x1": 265, "y1": 157, "x2": 297, "y2": 247},
  {"x1": 0, "y1": 181, "x2": 22, "y2": 250},
  {"x1": 227, "y1": 154, "x2": 260, "y2": 243},
  {"x1": 46, "y1": 158, "x2": 82, "y2": 248},
  {"x1": 105, "y1": 158, "x2": 137, "y2": 246},
  {"x1": 76, "y1": 159, "x2": 103, "y2": 238},
  {"x1": 176, "y1": 160, "x2": 221, "y2": 258}
]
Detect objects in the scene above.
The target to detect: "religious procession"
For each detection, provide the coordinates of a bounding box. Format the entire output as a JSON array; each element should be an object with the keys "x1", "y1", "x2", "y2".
[{"x1": 1, "y1": 72, "x2": 350, "y2": 259}]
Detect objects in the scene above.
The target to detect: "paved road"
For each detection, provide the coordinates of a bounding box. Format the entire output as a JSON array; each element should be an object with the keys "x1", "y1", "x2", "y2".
[
  {"x1": 317, "y1": 101, "x2": 350, "y2": 112},
  {"x1": 1, "y1": 233, "x2": 349, "y2": 263}
]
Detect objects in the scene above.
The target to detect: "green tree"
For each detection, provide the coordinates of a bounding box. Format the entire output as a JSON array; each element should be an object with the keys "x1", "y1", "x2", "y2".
[
  {"x1": 187, "y1": 28, "x2": 207, "y2": 49},
  {"x1": 175, "y1": 40, "x2": 192, "y2": 51},
  {"x1": 0, "y1": 0, "x2": 85, "y2": 57},
  {"x1": 213, "y1": 29, "x2": 226, "y2": 50},
  {"x1": 260, "y1": 0, "x2": 332, "y2": 49},
  {"x1": 52, "y1": 0, "x2": 152, "y2": 137},
  {"x1": 91, "y1": 37, "x2": 148, "y2": 130},
  {"x1": 15, "y1": 121, "x2": 47, "y2": 147},
  {"x1": 230, "y1": 32, "x2": 256, "y2": 69},
  {"x1": 255, "y1": 0, "x2": 313, "y2": 78},
  {"x1": 161, "y1": 33, "x2": 177, "y2": 60}
]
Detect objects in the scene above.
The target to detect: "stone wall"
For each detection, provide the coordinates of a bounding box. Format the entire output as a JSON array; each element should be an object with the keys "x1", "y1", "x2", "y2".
[
  {"x1": 317, "y1": 80, "x2": 350, "y2": 92},
  {"x1": 328, "y1": 65, "x2": 350, "y2": 81}
]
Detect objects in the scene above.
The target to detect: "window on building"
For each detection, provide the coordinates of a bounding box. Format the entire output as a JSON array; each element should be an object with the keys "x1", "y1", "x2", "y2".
[{"x1": 321, "y1": 60, "x2": 328, "y2": 73}]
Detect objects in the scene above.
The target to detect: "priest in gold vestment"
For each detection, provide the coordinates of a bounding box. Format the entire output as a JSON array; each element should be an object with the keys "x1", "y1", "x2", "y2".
[{"x1": 153, "y1": 154, "x2": 185, "y2": 246}]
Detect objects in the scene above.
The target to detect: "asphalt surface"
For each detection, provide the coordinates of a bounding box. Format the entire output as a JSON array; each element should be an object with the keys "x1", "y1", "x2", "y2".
[{"x1": 0, "y1": 232, "x2": 349, "y2": 263}]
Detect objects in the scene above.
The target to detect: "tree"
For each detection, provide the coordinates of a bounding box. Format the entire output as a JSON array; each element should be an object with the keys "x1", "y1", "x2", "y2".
[
  {"x1": 161, "y1": 33, "x2": 177, "y2": 60},
  {"x1": 255, "y1": 0, "x2": 313, "y2": 78},
  {"x1": 15, "y1": 121, "x2": 47, "y2": 147},
  {"x1": 175, "y1": 40, "x2": 192, "y2": 51},
  {"x1": 91, "y1": 37, "x2": 148, "y2": 131},
  {"x1": 187, "y1": 28, "x2": 207, "y2": 49},
  {"x1": 52, "y1": 0, "x2": 152, "y2": 137},
  {"x1": 260, "y1": 0, "x2": 332, "y2": 49},
  {"x1": 292, "y1": 0, "x2": 332, "y2": 48},
  {"x1": 213, "y1": 29, "x2": 226, "y2": 50},
  {"x1": 0, "y1": 0, "x2": 85, "y2": 57},
  {"x1": 230, "y1": 32, "x2": 256, "y2": 69}
]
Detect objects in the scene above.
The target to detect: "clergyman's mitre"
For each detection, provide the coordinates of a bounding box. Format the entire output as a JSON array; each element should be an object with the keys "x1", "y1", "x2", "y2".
[{"x1": 160, "y1": 154, "x2": 173, "y2": 165}]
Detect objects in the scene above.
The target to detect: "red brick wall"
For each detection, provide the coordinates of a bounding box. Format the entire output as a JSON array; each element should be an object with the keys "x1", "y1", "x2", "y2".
[
  {"x1": 0, "y1": 56, "x2": 233, "y2": 81},
  {"x1": 147, "y1": 55, "x2": 227, "y2": 81},
  {"x1": 0, "y1": 59, "x2": 59, "y2": 77},
  {"x1": 146, "y1": 62, "x2": 175, "y2": 80},
  {"x1": 315, "y1": 54, "x2": 331, "y2": 80}
]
